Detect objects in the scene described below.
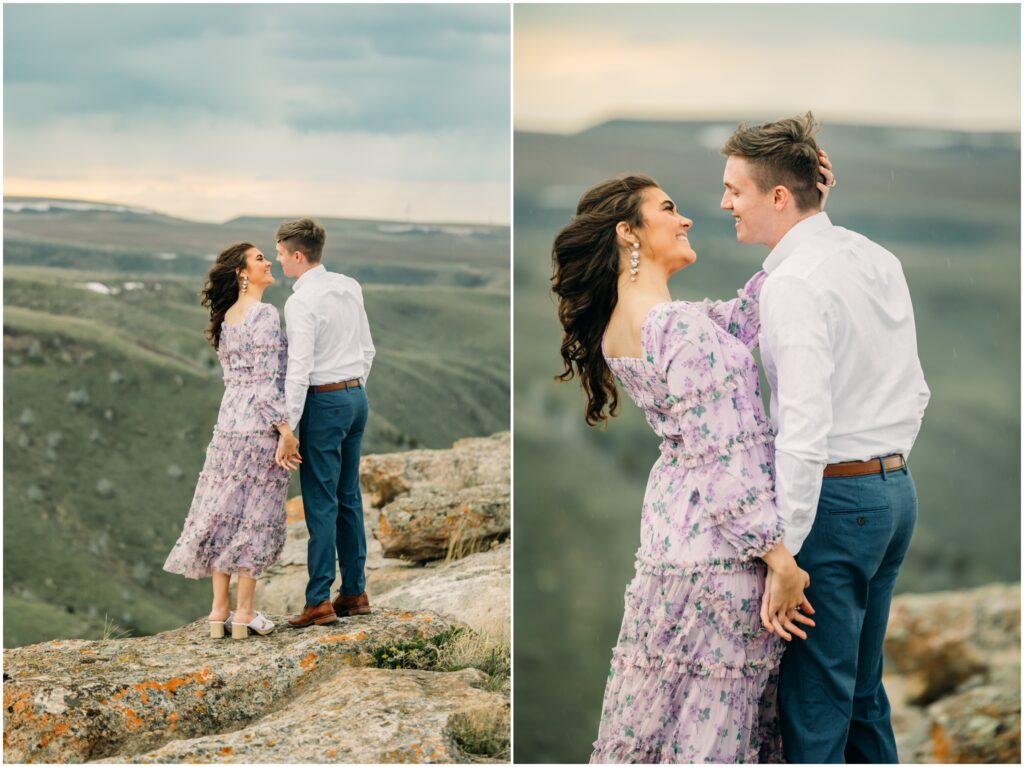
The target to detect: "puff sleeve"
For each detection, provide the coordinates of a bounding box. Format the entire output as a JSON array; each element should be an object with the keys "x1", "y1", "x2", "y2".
[
  {"x1": 646, "y1": 301, "x2": 782, "y2": 560},
  {"x1": 250, "y1": 304, "x2": 289, "y2": 428}
]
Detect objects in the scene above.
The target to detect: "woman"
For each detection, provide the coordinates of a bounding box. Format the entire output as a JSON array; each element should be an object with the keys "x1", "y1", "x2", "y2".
[
  {"x1": 163, "y1": 242, "x2": 301, "y2": 640},
  {"x1": 551, "y1": 157, "x2": 832, "y2": 762}
]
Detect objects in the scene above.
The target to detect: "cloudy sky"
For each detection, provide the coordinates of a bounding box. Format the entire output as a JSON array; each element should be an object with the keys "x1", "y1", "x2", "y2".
[
  {"x1": 516, "y1": 4, "x2": 1020, "y2": 134},
  {"x1": 4, "y1": 4, "x2": 510, "y2": 223}
]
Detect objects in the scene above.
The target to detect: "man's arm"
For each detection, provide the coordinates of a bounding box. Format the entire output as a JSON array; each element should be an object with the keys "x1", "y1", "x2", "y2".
[
  {"x1": 283, "y1": 297, "x2": 316, "y2": 431},
  {"x1": 761, "y1": 274, "x2": 835, "y2": 555}
]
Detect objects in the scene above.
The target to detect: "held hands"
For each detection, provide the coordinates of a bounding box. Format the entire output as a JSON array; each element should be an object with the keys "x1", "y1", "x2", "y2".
[
  {"x1": 759, "y1": 568, "x2": 815, "y2": 641},
  {"x1": 817, "y1": 149, "x2": 836, "y2": 211},
  {"x1": 759, "y1": 546, "x2": 816, "y2": 641},
  {"x1": 275, "y1": 427, "x2": 302, "y2": 472}
]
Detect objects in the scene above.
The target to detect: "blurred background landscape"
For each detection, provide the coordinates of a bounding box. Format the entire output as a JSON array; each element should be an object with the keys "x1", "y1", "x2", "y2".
[
  {"x1": 3, "y1": 4, "x2": 510, "y2": 649},
  {"x1": 514, "y1": 116, "x2": 1020, "y2": 764},
  {"x1": 513, "y1": 4, "x2": 1020, "y2": 763},
  {"x1": 3, "y1": 201, "x2": 509, "y2": 648}
]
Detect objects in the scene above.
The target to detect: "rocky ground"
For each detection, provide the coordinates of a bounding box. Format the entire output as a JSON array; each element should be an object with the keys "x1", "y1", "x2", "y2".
[
  {"x1": 887, "y1": 582, "x2": 1020, "y2": 763},
  {"x1": 4, "y1": 433, "x2": 510, "y2": 764}
]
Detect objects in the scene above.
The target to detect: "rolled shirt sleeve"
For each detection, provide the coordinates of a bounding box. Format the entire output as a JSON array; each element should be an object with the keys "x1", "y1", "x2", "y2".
[
  {"x1": 760, "y1": 274, "x2": 835, "y2": 555},
  {"x1": 283, "y1": 297, "x2": 316, "y2": 431}
]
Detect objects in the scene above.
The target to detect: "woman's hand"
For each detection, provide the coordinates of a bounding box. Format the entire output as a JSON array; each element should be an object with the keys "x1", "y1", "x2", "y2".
[
  {"x1": 760, "y1": 565, "x2": 815, "y2": 641},
  {"x1": 817, "y1": 149, "x2": 836, "y2": 211},
  {"x1": 760, "y1": 544, "x2": 816, "y2": 641},
  {"x1": 275, "y1": 431, "x2": 302, "y2": 471}
]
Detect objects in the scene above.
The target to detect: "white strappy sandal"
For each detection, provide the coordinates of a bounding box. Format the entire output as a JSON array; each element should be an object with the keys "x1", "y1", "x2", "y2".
[
  {"x1": 231, "y1": 612, "x2": 275, "y2": 639},
  {"x1": 208, "y1": 611, "x2": 235, "y2": 639}
]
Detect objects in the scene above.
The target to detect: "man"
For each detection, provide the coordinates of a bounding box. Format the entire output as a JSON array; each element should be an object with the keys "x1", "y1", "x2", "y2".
[
  {"x1": 273, "y1": 218, "x2": 376, "y2": 628},
  {"x1": 720, "y1": 113, "x2": 930, "y2": 763}
]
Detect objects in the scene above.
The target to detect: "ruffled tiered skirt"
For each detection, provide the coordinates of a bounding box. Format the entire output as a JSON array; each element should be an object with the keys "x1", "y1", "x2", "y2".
[
  {"x1": 590, "y1": 557, "x2": 784, "y2": 763},
  {"x1": 163, "y1": 425, "x2": 289, "y2": 579}
]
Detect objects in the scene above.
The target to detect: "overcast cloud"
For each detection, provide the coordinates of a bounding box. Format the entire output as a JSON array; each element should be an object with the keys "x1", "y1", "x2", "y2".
[{"x1": 4, "y1": 4, "x2": 510, "y2": 223}]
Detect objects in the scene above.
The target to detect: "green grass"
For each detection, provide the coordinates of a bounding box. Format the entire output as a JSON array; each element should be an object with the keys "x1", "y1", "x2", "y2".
[{"x1": 3, "y1": 252, "x2": 508, "y2": 648}]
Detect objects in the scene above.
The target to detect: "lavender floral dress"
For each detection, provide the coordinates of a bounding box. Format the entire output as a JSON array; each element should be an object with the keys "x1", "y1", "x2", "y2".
[
  {"x1": 163, "y1": 302, "x2": 290, "y2": 580},
  {"x1": 591, "y1": 272, "x2": 785, "y2": 764}
]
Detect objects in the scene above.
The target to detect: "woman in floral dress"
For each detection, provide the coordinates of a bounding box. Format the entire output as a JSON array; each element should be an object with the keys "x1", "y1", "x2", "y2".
[
  {"x1": 163, "y1": 242, "x2": 300, "y2": 639},
  {"x1": 550, "y1": 164, "x2": 832, "y2": 762}
]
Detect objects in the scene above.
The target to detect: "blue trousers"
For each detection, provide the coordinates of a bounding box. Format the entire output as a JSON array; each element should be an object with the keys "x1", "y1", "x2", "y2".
[
  {"x1": 778, "y1": 462, "x2": 917, "y2": 763},
  {"x1": 298, "y1": 386, "x2": 369, "y2": 606}
]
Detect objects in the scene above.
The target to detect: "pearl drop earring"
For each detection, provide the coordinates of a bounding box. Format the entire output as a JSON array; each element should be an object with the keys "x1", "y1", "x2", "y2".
[{"x1": 629, "y1": 243, "x2": 640, "y2": 281}]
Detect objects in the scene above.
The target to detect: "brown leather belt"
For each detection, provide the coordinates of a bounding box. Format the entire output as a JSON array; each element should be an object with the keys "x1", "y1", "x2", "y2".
[
  {"x1": 824, "y1": 454, "x2": 905, "y2": 478},
  {"x1": 310, "y1": 378, "x2": 361, "y2": 393}
]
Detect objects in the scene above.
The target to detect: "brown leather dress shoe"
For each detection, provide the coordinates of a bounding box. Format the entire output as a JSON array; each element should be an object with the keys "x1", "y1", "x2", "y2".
[
  {"x1": 287, "y1": 599, "x2": 338, "y2": 628},
  {"x1": 332, "y1": 591, "x2": 370, "y2": 617}
]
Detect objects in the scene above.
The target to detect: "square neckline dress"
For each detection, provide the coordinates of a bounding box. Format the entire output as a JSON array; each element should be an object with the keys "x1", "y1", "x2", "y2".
[
  {"x1": 591, "y1": 272, "x2": 786, "y2": 764},
  {"x1": 163, "y1": 302, "x2": 291, "y2": 580}
]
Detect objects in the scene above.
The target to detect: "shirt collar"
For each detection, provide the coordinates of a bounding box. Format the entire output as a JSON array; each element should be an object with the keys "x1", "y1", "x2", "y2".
[
  {"x1": 292, "y1": 263, "x2": 326, "y2": 293},
  {"x1": 763, "y1": 212, "x2": 833, "y2": 273}
]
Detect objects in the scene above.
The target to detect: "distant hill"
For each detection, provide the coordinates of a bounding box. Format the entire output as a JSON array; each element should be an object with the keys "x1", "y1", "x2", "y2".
[
  {"x1": 2, "y1": 203, "x2": 509, "y2": 648},
  {"x1": 4, "y1": 198, "x2": 509, "y2": 290}
]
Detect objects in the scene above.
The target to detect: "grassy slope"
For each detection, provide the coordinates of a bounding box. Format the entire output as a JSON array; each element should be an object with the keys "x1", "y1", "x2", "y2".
[
  {"x1": 4, "y1": 246, "x2": 508, "y2": 648},
  {"x1": 512, "y1": 122, "x2": 1020, "y2": 763}
]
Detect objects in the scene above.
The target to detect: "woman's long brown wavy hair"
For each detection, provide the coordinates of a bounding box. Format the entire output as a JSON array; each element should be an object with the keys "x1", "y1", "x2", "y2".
[
  {"x1": 551, "y1": 175, "x2": 658, "y2": 426},
  {"x1": 200, "y1": 242, "x2": 255, "y2": 350}
]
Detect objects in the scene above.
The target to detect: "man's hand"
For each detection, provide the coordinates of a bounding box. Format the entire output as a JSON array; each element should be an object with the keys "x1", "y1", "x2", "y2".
[{"x1": 275, "y1": 431, "x2": 302, "y2": 471}]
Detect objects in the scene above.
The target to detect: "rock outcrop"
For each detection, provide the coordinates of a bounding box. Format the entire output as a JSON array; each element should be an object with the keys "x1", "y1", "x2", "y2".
[
  {"x1": 886, "y1": 582, "x2": 1020, "y2": 763},
  {"x1": 3, "y1": 610, "x2": 507, "y2": 764},
  {"x1": 363, "y1": 433, "x2": 510, "y2": 561},
  {"x1": 4, "y1": 433, "x2": 511, "y2": 764},
  {"x1": 257, "y1": 433, "x2": 511, "y2": 638}
]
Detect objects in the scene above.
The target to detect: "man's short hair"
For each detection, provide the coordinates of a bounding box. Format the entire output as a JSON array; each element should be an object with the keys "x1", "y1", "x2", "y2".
[
  {"x1": 721, "y1": 112, "x2": 822, "y2": 212},
  {"x1": 276, "y1": 218, "x2": 326, "y2": 263}
]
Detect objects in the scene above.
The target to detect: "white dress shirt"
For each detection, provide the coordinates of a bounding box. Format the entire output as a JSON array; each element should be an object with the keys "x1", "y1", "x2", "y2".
[
  {"x1": 283, "y1": 264, "x2": 375, "y2": 430},
  {"x1": 759, "y1": 212, "x2": 930, "y2": 555}
]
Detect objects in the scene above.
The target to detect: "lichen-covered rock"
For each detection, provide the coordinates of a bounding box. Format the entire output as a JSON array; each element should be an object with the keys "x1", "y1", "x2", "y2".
[
  {"x1": 886, "y1": 583, "x2": 1020, "y2": 705},
  {"x1": 360, "y1": 432, "x2": 509, "y2": 509},
  {"x1": 376, "y1": 485, "x2": 509, "y2": 562},
  {"x1": 256, "y1": 507, "x2": 509, "y2": 639},
  {"x1": 886, "y1": 583, "x2": 1021, "y2": 763},
  {"x1": 104, "y1": 668, "x2": 506, "y2": 764},
  {"x1": 921, "y1": 663, "x2": 1021, "y2": 763},
  {"x1": 3, "y1": 609, "x2": 459, "y2": 763},
  {"x1": 374, "y1": 542, "x2": 510, "y2": 639}
]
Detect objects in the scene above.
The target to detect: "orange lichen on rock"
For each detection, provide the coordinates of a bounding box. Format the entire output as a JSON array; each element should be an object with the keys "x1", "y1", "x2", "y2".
[
  {"x1": 112, "y1": 705, "x2": 144, "y2": 731},
  {"x1": 299, "y1": 652, "x2": 318, "y2": 671},
  {"x1": 398, "y1": 613, "x2": 414, "y2": 620},
  {"x1": 285, "y1": 497, "x2": 305, "y2": 523},
  {"x1": 4, "y1": 686, "x2": 33, "y2": 717},
  {"x1": 317, "y1": 630, "x2": 368, "y2": 644},
  {"x1": 930, "y1": 722, "x2": 952, "y2": 762},
  {"x1": 131, "y1": 667, "x2": 213, "y2": 697},
  {"x1": 420, "y1": 615, "x2": 433, "y2": 623},
  {"x1": 219, "y1": 746, "x2": 234, "y2": 756},
  {"x1": 261, "y1": 679, "x2": 270, "y2": 688},
  {"x1": 325, "y1": 748, "x2": 338, "y2": 757},
  {"x1": 38, "y1": 721, "x2": 71, "y2": 748}
]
